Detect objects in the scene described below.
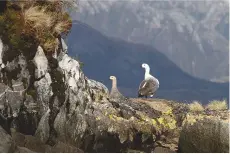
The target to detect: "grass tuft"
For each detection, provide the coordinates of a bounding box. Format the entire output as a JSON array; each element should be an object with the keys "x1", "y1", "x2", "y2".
[
  {"x1": 53, "y1": 20, "x2": 71, "y2": 35},
  {"x1": 206, "y1": 100, "x2": 228, "y2": 111},
  {"x1": 24, "y1": 6, "x2": 53, "y2": 30},
  {"x1": 188, "y1": 101, "x2": 204, "y2": 112},
  {"x1": 0, "y1": 0, "x2": 73, "y2": 54}
]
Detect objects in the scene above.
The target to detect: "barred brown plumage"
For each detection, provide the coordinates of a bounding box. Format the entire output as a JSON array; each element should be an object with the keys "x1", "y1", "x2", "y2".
[{"x1": 109, "y1": 76, "x2": 126, "y2": 101}]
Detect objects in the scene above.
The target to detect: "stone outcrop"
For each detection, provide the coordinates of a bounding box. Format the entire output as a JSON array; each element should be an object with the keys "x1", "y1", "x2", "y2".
[
  {"x1": 0, "y1": 126, "x2": 83, "y2": 153},
  {"x1": 0, "y1": 36, "x2": 229, "y2": 153},
  {"x1": 0, "y1": 126, "x2": 15, "y2": 152},
  {"x1": 0, "y1": 37, "x2": 176, "y2": 152},
  {"x1": 178, "y1": 112, "x2": 229, "y2": 153},
  {"x1": 11, "y1": 129, "x2": 83, "y2": 153}
]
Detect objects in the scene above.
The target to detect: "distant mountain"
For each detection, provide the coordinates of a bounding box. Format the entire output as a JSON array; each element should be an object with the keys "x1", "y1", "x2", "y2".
[
  {"x1": 72, "y1": 0, "x2": 229, "y2": 82},
  {"x1": 66, "y1": 21, "x2": 229, "y2": 104}
]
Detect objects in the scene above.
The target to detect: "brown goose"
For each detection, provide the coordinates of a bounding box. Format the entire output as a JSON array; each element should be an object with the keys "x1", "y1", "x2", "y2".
[{"x1": 109, "y1": 76, "x2": 126, "y2": 101}]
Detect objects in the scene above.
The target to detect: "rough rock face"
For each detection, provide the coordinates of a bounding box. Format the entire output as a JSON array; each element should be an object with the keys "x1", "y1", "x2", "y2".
[
  {"x1": 11, "y1": 128, "x2": 83, "y2": 153},
  {"x1": 0, "y1": 126, "x2": 15, "y2": 152},
  {"x1": 0, "y1": 37, "x2": 178, "y2": 152},
  {"x1": 14, "y1": 146, "x2": 35, "y2": 153},
  {"x1": 0, "y1": 36, "x2": 229, "y2": 153}
]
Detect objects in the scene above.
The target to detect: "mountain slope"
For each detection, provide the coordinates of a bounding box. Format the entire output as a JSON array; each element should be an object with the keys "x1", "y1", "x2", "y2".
[
  {"x1": 66, "y1": 21, "x2": 228, "y2": 104},
  {"x1": 72, "y1": 0, "x2": 229, "y2": 82}
]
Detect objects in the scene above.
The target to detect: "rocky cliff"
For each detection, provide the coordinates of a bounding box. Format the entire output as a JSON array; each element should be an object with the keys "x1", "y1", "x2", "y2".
[
  {"x1": 1, "y1": 36, "x2": 176, "y2": 152},
  {"x1": 0, "y1": 1, "x2": 229, "y2": 152},
  {"x1": 0, "y1": 37, "x2": 229, "y2": 152}
]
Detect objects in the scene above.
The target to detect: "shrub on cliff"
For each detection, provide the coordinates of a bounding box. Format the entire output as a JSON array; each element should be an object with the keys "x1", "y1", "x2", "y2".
[
  {"x1": 206, "y1": 99, "x2": 228, "y2": 111},
  {"x1": 0, "y1": 0, "x2": 75, "y2": 55},
  {"x1": 188, "y1": 101, "x2": 204, "y2": 112}
]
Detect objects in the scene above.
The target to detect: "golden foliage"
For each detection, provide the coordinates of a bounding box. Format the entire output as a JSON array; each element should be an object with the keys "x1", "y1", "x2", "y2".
[
  {"x1": 0, "y1": 0, "x2": 73, "y2": 54},
  {"x1": 189, "y1": 101, "x2": 204, "y2": 112},
  {"x1": 43, "y1": 38, "x2": 59, "y2": 53},
  {"x1": 24, "y1": 6, "x2": 53, "y2": 29},
  {"x1": 206, "y1": 100, "x2": 228, "y2": 111},
  {"x1": 53, "y1": 20, "x2": 71, "y2": 35}
]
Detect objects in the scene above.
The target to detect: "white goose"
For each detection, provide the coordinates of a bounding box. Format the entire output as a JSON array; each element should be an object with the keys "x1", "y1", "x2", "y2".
[{"x1": 138, "y1": 63, "x2": 159, "y2": 98}]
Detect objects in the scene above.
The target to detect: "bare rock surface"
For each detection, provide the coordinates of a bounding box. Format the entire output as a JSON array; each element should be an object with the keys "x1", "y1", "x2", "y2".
[
  {"x1": 0, "y1": 126, "x2": 15, "y2": 152},
  {"x1": 0, "y1": 37, "x2": 229, "y2": 153}
]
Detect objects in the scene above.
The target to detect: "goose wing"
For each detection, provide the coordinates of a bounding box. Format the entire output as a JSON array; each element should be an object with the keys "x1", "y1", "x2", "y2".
[{"x1": 138, "y1": 78, "x2": 159, "y2": 96}]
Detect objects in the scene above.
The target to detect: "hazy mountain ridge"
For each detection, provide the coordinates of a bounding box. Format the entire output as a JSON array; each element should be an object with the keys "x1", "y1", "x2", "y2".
[
  {"x1": 67, "y1": 21, "x2": 228, "y2": 103},
  {"x1": 72, "y1": 0, "x2": 229, "y2": 82}
]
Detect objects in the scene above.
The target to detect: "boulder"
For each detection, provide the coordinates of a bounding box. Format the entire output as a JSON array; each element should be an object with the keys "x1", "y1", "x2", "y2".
[
  {"x1": 46, "y1": 141, "x2": 83, "y2": 153},
  {"x1": 178, "y1": 116, "x2": 229, "y2": 153},
  {"x1": 11, "y1": 130, "x2": 83, "y2": 153},
  {"x1": 14, "y1": 146, "x2": 35, "y2": 153},
  {"x1": 0, "y1": 126, "x2": 15, "y2": 152}
]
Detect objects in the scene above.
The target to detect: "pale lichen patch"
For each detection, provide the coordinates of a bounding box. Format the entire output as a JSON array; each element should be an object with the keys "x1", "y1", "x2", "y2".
[{"x1": 33, "y1": 46, "x2": 48, "y2": 78}]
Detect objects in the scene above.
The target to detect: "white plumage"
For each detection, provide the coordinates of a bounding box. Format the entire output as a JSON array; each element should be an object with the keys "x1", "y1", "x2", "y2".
[{"x1": 138, "y1": 63, "x2": 159, "y2": 98}]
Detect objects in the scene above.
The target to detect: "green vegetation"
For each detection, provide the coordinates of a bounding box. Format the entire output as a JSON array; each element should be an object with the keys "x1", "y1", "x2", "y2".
[
  {"x1": 188, "y1": 101, "x2": 204, "y2": 112},
  {"x1": 0, "y1": 0, "x2": 74, "y2": 55},
  {"x1": 206, "y1": 99, "x2": 228, "y2": 111}
]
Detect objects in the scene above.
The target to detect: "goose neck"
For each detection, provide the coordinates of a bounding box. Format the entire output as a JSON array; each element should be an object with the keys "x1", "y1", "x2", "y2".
[
  {"x1": 112, "y1": 79, "x2": 117, "y2": 89},
  {"x1": 144, "y1": 68, "x2": 150, "y2": 79}
]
